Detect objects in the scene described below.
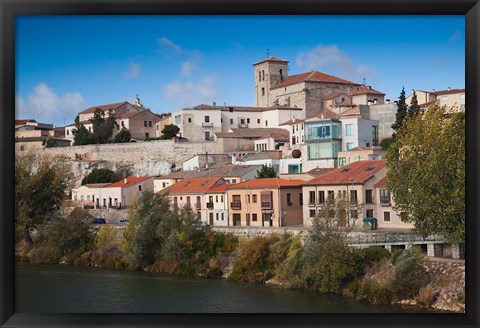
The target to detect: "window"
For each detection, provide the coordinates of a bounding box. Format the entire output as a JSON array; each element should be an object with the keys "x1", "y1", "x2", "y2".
[
  {"x1": 380, "y1": 189, "x2": 391, "y2": 204},
  {"x1": 252, "y1": 194, "x2": 257, "y2": 203},
  {"x1": 365, "y1": 190, "x2": 373, "y2": 204},
  {"x1": 232, "y1": 179, "x2": 237, "y2": 183},
  {"x1": 188, "y1": 118, "x2": 192, "y2": 123},
  {"x1": 262, "y1": 70, "x2": 265, "y2": 81},
  {"x1": 265, "y1": 120, "x2": 268, "y2": 127},
  {"x1": 20, "y1": 145, "x2": 25, "y2": 151},
  {"x1": 252, "y1": 214, "x2": 258, "y2": 222},
  {"x1": 221, "y1": 195, "x2": 224, "y2": 202},
  {"x1": 346, "y1": 142, "x2": 354, "y2": 150},
  {"x1": 67, "y1": 129, "x2": 70, "y2": 136},
  {"x1": 247, "y1": 118, "x2": 250, "y2": 124},
  {"x1": 162, "y1": 182, "x2": 166, "y2": 188},
  {"x1": 144, "y1": 121, "x2": 148, "y2": 127},
  {"x1": 372, "y1": 126, "x2": 379, "y2": 146},
  {"x1": 350, "y1": 190, "x2": 358, "y2": 203},
  {"x1": 230, "y1": 118, "x2": 233, "y2": 125},
  {"x1": 257, "y1": 119, "x2": 260, "y2": 124},
  {"x1": 351, "y1": 209, "x2": 358, "y2": 219},
  {"x1": 318, "y1": 191, "x2": 325, "y2": 203},
  {"x1": 287, "y1": 193, "x2": 292, "y2": 206},
  {"x1": 441, "y1": 96, "x2": 448, "y2": 101},
  {"x1": 246, "y1": 213, "x2": 250, "y2": 225},
  {"x1": 148, "y1": 121, "x2": 152, "y2": 127},
  {"x1": 400, "y1": 212, "x2": 407, "y2": 222},
  {"x1": 309, "y1": 209, "x2": 316, "y2": 218},
  {"x1": 138, "y1": 185, "x2": 142, "y2": 191},
  {"x1": 240, "y1": 118, "x2": 245, "y2": 124},
  {"x1": 246, "y1": 194, "x2": 250, "y2": 203},
  {"x1": 366, "y1": 209, "x2": 374, "y2": 217},
  {"x1": 328, "y1": 190, "x2": 334, "y2": 200},
  {"x1": 80, "y1": 195, "x2": 84, "y2": 201},
  {"x1": 221, "y1": 213, "x2": 224, "y2": 221},
  {"x1": 204, "y1": 131, "x2": 211, "y2": 141},
  {"x1": 175, "y1": 115, "x2": 181, "y2": 125},
  {"x1": 216, "y1": 213, "x2": 219, "y2": 221},
  {"x1": 345, "y1": 124, "x2": 353, "y2": 136},
  {"x1": 309, "y1": 191, "x2": 316, "y2": 204},
  {"x1": 262, "y1": 88, "x2": 265, "y2": 96},
  {"x1": 205, "y1": 116, "x2": 210, "y2": 123},
  {"x1": 145, "y1": 132, "x2": 149, "y2": 138},
  {"x1": 291, "y1": 137, "x2": 296, "y2": 145},
  {"x1": 258, "y1": 71, "x2": 261, "y2": 81},
  {"x1": 384, "y1": 211, "x2": 391, "y2": 222},
  {"x1": 216, "y1": 195, "x2": 219, "y2": 203},
  {"x1": 88, "y1": 127, "x2": 92, "y2": 132},
  {"x1": 339, "y1": 157, "x2": 346, "y2": 167},
  {"x1": 299, "y1": 193, "x2": 303, "y2": 206}
]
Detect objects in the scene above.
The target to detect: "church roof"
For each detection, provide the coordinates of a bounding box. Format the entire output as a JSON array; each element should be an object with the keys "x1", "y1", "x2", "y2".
[
  {"x1": 271, "y1": 71, "x2": 360, "y2": 90},
  {"x1": 253, "y1": 56, "x2": 289, "y2": 65}
]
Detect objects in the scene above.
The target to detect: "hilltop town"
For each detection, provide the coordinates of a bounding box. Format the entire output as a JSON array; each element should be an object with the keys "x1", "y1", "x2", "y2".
[{"x1": 15, "y1": 56, "x2": 466, "y2": 259}]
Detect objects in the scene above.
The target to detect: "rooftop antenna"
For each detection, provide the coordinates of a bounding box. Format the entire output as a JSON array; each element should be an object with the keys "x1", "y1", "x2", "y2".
[
  {"x1": 266, "y1": 48, "x2": 270, "y2": 57},
  {"x1": 362, "y1": 77, "x2": 366, "y2": 86}
]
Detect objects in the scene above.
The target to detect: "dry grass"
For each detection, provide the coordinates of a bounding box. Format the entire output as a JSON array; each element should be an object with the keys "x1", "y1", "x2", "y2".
[{"x1": 415, "y1": 284, "x2": 436, "y2": 307}]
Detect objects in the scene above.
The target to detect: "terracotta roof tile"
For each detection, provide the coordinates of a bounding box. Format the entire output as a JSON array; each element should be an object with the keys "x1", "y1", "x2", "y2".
[
  {"x1": 106, "y1": 176, "x2": 152, "y2": 188},
  {"x1": 348, "y1": 86, "x2": 385, "y2": 96},
  {"x1": 227, "y1": 178, "x2": 304, "y2": 189},
  {"x1": 253, "y1": 56, "x2": 289, "y2": 65},
  {"x1": 279, "y1": 118, "x2": 305, "y2": 126},
  {"x1": 339, "y1": 106, "x2": 362, "y2": 117},
  {"x1": 306, "y1": 167, "x2": 336, "y2": 177},
  {"x1": 419, "y1": 100, "x2": 438, "y2": 108},
  {"x1": 207, "y1": 183, "x2": 231, "y2": 193},
  {"x1": 15, "y1": 119, "x2": 37, "y2": 125},
  {"x1": 78, "y1": 101, "x2": 128, "y2": 115},
  {"x1": 271, "y1": 71, "x2": 360, "y2": 90},
  {"x1": 306, "y1": 108, "x2": 340, "y2": 120},
  {"x1": 431, "y1": 88, "x2": 465, "y2": 96},
  {"x1": 374, "y1": 176, "x2": 388, "y2": 188},
  {"x1": 303, "y1": 160, "x2": 386, "y2": 186},
  {"x1": 324, "y1": 91, "x2": 348, "y2": 101},
  {"x1": 160, "y1": 177, "x2": 224, "y2": 195}
]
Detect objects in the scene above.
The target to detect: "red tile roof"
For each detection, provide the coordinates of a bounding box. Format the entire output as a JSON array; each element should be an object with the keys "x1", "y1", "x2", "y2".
[
  {"x1": 253, "y1": 56, "x2": 289, "y2": 65},
  {"x1": 271, "y1": 71, "x2": 360, "y2": 90},
  {"x1": 257, "y1": 131, "x2": 290, "y2": 141},
  {"x1": 431, "y1": 88, "x2": 465, "y2": 96},
  {"x1": 15, "y1": 119, "x2": 37, "y2": 125},
  {"x1": 303, "y1": 160, "x2": 386, "y2": 186},
  {"x1": 419, "y1": 100, "x2": 438, "y2": 108},
  {"x1": 307, "y1": 108, "x2": 340, "y2": 120},
  {"x1": 106, "y1": 176, "x2": 152, "y2": 188},
  {"x1": 227, "y1": 178, "x2": 304, "y2": 190},
  {"x1": 324, "y1": 91, "x2": 348, "y2": 101},
  {"x1": 374, "y1": 176, "x2": 388, "y2": 188},
  {"x1": 348, "y1": 86, "x2": 385, "y2": 96},
  {"x1": 339, "y1": 106, "x2": 362, "y2": 117},
  {"x1": 216, "y1": 128, "x2": 289, "y2": 139},
  {"x1": 279, "y1": 118, "x2": 305, "y2": 126},
  {"x1": 207, "y1": 183, "x2": 232, "y2": 193},
  {"x1": 347, "y1": 146, "x2": 384, "y2": 152},
  {"x1": 78, "y1": 101, "x2": 128, "y2": 115},
  {"x1": 161, "y1": 177, "x2": 224, "y2": 195},
  {"x1": 306, "y1": 167, "x2": 336, "y2": 177}
]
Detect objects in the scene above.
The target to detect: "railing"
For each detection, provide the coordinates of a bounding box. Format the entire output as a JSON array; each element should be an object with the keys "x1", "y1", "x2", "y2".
[
  {"x1": 206, "y1": 202, "x2": 214, "y2": 209},
  {"x1": 230, "y1": 202, "x2": 241, "y2": 210},
  {"x1": 238, "y1": 123, "x2": 249, "y2": 128},
  {"x1": 344, "y1": 233, "x2": 444, "y2": 246},
  {"x1": 380, "y1": 196, "x2": 391, "y2": 205},
  {"x1": 194, "y1": 203, "x2": 202, "y2": 209},
  {"x1": 202, "y1": 122, "x2": 213, "y2": 127},
  {"x1": 261, "y1": 202, "x2": 272, "y2": 209}
]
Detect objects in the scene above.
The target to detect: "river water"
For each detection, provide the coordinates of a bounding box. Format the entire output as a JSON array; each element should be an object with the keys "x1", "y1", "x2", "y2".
[{"x1": 16, "y1": 262, "x2": 430, "y2": 313}]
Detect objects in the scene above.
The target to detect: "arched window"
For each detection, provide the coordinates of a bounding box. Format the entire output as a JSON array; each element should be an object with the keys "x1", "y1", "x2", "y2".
[
  {"x1": 259, "y1": 71, "x2": 261, "y2": 82},
  {"x1": 262, "y1": 70, "x2": 265, "y2": 81},
  {"x1": 279, "y1": 69, "x2": 283, "y2": 82}
]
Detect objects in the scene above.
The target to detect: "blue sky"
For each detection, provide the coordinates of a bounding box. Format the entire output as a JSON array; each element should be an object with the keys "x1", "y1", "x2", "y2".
[{"x1": 16, "y1": 15, "x2": 465, "y2": 127}]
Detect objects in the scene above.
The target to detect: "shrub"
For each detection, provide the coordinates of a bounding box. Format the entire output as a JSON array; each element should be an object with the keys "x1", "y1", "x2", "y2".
[
  {"x1": 390, "y1": 247, "x2": 429, "y2": 300},
  {"x1": 415, "y1": 284, "x2": 436, "y2": 307},
  {"x1": 275, "y1": 233, "x2": 305, "y2": 288},
  {"x1": 391, "y1": 249, "x2": 404, "y2": 265}
]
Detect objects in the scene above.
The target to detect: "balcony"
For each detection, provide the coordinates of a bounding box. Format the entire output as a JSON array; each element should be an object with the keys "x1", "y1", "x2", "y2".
[
  {"x1": 206, "y1": 202, "x2": 214, "y2": 209},
  {"x1": 380, "y1": 197, "x2": 391, "y2": 206},
  {"x1": 194, "y1": 203, "x2": 202, "y2": 210},
  {"x1": 202, "y1": 122, "x2": 213, "y2": 127},
  {"x1": 230, "y1": 201, "x2": 241, "y2": 210},
  {"x1": 238, "y1": 123, "x2": 249, "y2": 128},
  {"x1": 261, "y1": 202, "x2": 272, "y2": 209}
]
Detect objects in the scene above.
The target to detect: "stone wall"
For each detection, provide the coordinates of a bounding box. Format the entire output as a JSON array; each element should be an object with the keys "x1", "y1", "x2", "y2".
[{"x1": 34, "y1": 140, "x2": 221, "y2": 186}]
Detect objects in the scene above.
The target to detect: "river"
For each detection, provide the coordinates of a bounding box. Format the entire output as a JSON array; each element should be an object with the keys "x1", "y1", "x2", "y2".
[{"x1": 16, "y1": 262, "x2": 431, "y2": 313}]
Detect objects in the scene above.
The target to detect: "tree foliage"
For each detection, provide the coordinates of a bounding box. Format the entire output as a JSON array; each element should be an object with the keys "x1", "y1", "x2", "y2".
[
  {"x1": 255, "y1": 164, "x2": 277, "y2": 179},
  {"x1": 81, "y1": 168, "x2": 118, "y2": 185},
  {"x1": 72, "y1": 123, "x2": 95, "y2": 146},
  {"x1": 386, "y1": 105, "x2": 465, "y2": 243},
  {"x1": 391, "y1": 86, "x2": 408, "y2": 138},
  {"x1": 408, "y1": 90, "x2": 421, "y2": 118},
  {"x1": 114, "y1": 127, "x2": 132, "y2": 143},
  {"x1": 161, "y1": 124, "x2": 180, "y2": 139},
  {"x1": 15, "y1": 154, "x2": 74, "y2": 244},
  {"x1": 90, "y1": 108, "x2": 117, "y2": 143}
]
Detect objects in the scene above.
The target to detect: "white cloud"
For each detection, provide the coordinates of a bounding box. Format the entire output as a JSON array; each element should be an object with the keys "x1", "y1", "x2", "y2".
[
  {"x1": 296, "y1": 44, "x2": 377, "y2": 84},
  {"x1": 158, "y1": 37, "x2": 183, "y2": 54},
  {"x1": 162, "y1": 75, "x2": 220, "y2": 107},
  {"x1": 124, "y1": 62, "x2": 141, "y2": 80},
  {"x1": 16, "y1": 83, "x2": 85, "y2": 126}
]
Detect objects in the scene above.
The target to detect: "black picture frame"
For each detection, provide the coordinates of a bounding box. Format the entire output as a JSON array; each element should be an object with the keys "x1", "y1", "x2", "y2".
[{"x1": 1, "y1": 1, "x2": 479, "y2": 327}]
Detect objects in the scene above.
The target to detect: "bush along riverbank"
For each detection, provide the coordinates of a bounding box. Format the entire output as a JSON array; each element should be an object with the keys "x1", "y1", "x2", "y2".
[{"x1": 15, "y1": 191, "x2": 464, "y2": 313}]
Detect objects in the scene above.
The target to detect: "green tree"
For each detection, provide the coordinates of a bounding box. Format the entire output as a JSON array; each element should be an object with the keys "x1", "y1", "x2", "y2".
[
  {"x1": 72, "y1": 123, "x2": 94, "y2": 146},
  {"x1": 114, "y1": 127, "x2": 132, "y2": 143},
  {"x1": 255, "y1": 164, "x2": 277, "y2": 178},
  {"x1": 408, "y1": 90, "x2": 421, "y2": 118},
  {"x1": 81, "y1": 168, "x2": 118, "y2": 185},
  {"x1": 379, "y1": 137, "x2": 395, "y2": 151},
  {"x1": 391, "y1": 86, "x2": 408, "y2": 138},
  {"x1": 90, "y1": 108, "x2": 117, "y2": 143},
  {"x1": 15, "y1": 154, "x2": 74, "y2": 245},
  {"x1": 161, "y1": 124, "x2": 180, "y2": 139},
  {"x1": 386, "y1": 105, "x2": 465, "y2": 243}
]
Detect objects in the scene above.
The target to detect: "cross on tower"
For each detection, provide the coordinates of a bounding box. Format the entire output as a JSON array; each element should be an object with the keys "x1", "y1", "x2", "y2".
[
  {"x1": 362, "y1": 77, "x2": 367, "y2": 86},
  {"x1": 267, "y1": 48, "x2": 270, "y2": 57}
]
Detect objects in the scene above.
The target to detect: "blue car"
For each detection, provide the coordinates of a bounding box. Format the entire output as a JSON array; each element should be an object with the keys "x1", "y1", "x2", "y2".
[
  {"x1": 118, "y1": 219, "x2": 128, "y2": 225},
  {"x1": 91, "y1": 218, "x2": 106, "y2": 224}
]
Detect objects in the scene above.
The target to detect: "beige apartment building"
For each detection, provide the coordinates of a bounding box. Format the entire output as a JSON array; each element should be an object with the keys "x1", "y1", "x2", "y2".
[
  {"x1": 301, "y1": 160, "x2": 387, "y2": 227},
  {"x1": 406, "y1": 88, "x2": 465, "y2": 111},
  {"x1": 226, "y1": 178, "x2": 304, "y2": 227},
  {"x1": 374, "y1": 177, "x2": 413, "y2": 229},
  {"x1": 205, "y1": 183, "x2": 229, "y2": 226}
]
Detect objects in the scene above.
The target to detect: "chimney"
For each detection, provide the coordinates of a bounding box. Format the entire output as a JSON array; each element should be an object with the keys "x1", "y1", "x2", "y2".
[
  {"x1": 448, "y1": 87, "x2": 451, "y2": 91},
  {"x1": 124, "y1": 178, "x2": 128, "y2": 184},
  {"x1": 213, "y1": 101, "x2": 216, "y2": 106},
  {"x1": 386, "y1": 99, "x2": 390, "y2": 104},
  {"x1": 134, "y1": 95, "x2": 141, "y2": 108}
]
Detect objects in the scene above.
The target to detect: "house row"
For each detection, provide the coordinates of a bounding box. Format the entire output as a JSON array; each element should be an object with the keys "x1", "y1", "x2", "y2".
[{"x1": 159, "y1": 159, "x2": 412, "y2": 230}]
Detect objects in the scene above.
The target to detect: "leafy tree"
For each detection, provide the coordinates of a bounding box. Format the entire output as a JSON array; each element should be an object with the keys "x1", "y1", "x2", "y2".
[
  {"x1": 386, "y1": 105, "x2": 465, "y2": 243},
  {"x1": 90, "y1": 108, "x2": 117, "y2": 143},
  {"x1": 390, "y1": 247, "x2": 429, "y2": 299},
  {"x1": 161, "y1": 124, "x2": 180, "y2": 139},
  {"x1": 391, "y1": 86, "x2": 408, "y2": 138},
  {"x1": 81, "y1": 168, "x2": 118, "y2": 185},
  {"x1": 72, "y1": 123, "x2": 94, "y2": 146},
  {"x1": 255, "y1": 164, "x2": 277, "y2": 178},
  {"x1": 15, "y1": 154, "x2": 74, "y2": 245},
  {"x1": 408, "y1": 90, "x2": 421, "y2": 118},
  {"x1": 114, "y1": 127, "x2": 132, "y2": 143},
  {"x1": 379, "y1": 137, "x2": 395, "y2": 151}
]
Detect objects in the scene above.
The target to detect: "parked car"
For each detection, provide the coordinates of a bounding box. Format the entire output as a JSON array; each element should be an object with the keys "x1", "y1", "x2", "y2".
[
  {"x1": 91, "y1": 218, "x2": 106, "y2": 224},
  {"x1": 118, "y1": 219, "x2": 128, "y2": 225}
]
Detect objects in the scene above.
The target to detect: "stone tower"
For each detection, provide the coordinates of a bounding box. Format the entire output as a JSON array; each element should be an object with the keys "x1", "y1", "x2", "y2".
[{"x1": 253, "y1": 56, "x2": 289, "y2": 107}]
